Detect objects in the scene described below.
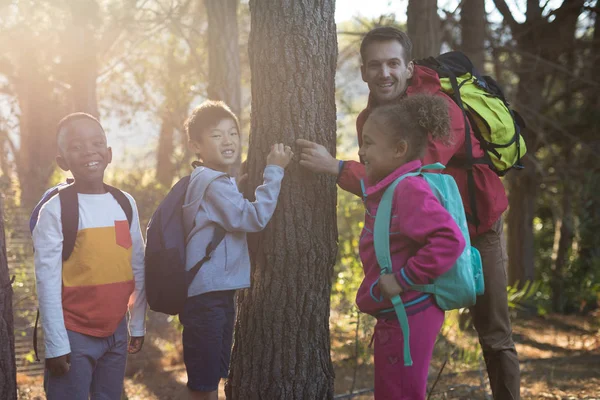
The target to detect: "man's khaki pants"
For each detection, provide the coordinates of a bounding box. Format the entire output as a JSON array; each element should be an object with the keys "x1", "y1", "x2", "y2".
[{"x1": 471, "y1": 218, "x2": 521, "y2": 400}]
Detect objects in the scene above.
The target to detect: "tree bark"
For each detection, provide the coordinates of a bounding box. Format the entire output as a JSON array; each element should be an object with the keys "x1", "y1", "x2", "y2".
[
  {"x1": 460, "y1": 0, "x2": 486, "y2": 71},
  {"x1": 205, "y1": 0, "x2": 242, "y2": 177},
  {"x1": 0, "y1": 197, "x2": 17, "y2": 400},
  {"x1": 226, "y1": 0, "x2": 337, "y2": 399},
  {"x1": 407, "y1": 0, "x2": 441, "y2": 59}
]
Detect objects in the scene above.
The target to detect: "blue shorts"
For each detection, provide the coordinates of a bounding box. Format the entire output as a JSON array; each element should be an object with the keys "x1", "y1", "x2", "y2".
[{"x1": 180, "y1": 290, "x2": 236, "y2": 392}]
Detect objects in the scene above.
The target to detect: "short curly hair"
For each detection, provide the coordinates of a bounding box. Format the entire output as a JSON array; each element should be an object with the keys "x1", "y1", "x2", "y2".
[
  {"x1": 368, "y1": 94, "x2": 452, "y2": 161},
  {"x1": 184, "y1": 100, "x2": 240, "y2": 143}
]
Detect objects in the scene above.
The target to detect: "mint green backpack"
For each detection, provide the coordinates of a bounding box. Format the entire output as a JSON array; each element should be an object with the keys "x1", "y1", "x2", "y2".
[{"x1": 373, "y1": 163, "x2": 484, "y2": 366}]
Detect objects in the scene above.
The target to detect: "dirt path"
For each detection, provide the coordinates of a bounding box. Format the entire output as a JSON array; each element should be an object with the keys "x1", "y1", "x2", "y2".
[{"x1": 16, "y1": 313, "x2": 600, "y2": 399}]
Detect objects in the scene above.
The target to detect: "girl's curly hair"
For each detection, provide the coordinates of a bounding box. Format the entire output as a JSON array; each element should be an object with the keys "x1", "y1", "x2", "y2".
[{"x1": 368, "y1": 94, "x2": 452, "y2": 161}]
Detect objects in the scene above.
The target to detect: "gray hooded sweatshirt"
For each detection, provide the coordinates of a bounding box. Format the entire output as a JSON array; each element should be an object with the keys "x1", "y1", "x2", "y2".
[{"x1": 182, "y1": 165, "x2": 284, "y2": 297}]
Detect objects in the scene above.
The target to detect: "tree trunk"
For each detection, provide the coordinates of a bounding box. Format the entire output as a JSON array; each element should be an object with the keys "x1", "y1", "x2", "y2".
[
  {"x1": 15, "y1": 49, "x2": 64, "y2": 209},
  {"x1": 460, "y1": 0, "x2": 486, "y2": 71},
  {"x1": 226, "y1": 0, "x2": 337, "y2": 399},
  {"x1": 205, "y1": 0, "x2": 242, "y2": 177},
  {"x1": 155, "y1": 109, "x2": 176, "y2": 187},
  {"x1": 65, "y1": 0, "x2": 100, "y2": 117},
  {"x1": 0, "y1": 197, "x2": 17, "y2": 400},
  {"x1": 407, "y1": 0, "x2": 441, "y2": 59},
  {"x1": 506, "y1": 155, "x2": 536, "y2": 285}
]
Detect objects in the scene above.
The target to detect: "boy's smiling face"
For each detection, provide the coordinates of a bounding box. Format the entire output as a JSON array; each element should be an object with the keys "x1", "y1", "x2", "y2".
[
  {"x1": 56, "y1": 119, "x2": 112, "y2": 188},
  {"x1": 189, "y1": 117, "x2": 240, "y2": 174}
]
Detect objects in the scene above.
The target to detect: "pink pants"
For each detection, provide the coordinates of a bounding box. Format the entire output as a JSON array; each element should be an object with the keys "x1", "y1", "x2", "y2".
[{"x1": 373, "y1": 305, "x2": 445, "y2": 400}]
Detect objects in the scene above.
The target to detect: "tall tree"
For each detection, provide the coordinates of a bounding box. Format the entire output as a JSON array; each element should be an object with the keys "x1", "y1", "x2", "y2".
[
  {"x1": 63, "y1": 0, "x2": 100, "y2": 116},
  {"x1": 204, "y1": 0, "x2": 242, "y2": 176},
  {"x1": 407, "y1": 0, "x2": 441, "y2": 59},
  {"x1": 205, "y1": 0, "x2": 241, "y2": 118},
  {"x1": 460, "y1": 0, "x2": 486, "y2": 71},
  {"x1": 493, "y1": 0, "x2": 586, "y2": 286},
  {"x1": 226, "y1": 0, "x2": 338, "y2": 398},
  {"x1": 0, "y1": 198, "x2": 16, "y2": 400}
]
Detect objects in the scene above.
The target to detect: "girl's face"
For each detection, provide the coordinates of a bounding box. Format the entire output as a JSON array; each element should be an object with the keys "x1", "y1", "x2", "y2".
[{"x1": 358, "y1": 117, "x2": 408, "y2": 183}]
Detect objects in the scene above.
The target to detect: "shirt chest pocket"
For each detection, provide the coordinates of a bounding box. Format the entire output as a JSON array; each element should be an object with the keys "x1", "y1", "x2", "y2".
[{"x1": 114, "y1": 220, "x2": 132, "y2": 249}]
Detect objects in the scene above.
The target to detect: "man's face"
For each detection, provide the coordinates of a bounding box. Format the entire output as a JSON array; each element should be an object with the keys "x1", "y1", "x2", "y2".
[
  {"x1": 56, "y1": 119, "x2": 112, "y2": 184},
  {"x1": 361, "y1": 40, "x2": 414, "y2": 105}
]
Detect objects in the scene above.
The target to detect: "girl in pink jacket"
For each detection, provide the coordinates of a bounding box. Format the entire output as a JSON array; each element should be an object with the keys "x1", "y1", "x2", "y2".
[{"x1": 357, "y1": 94, "x2": 466, "y2": 399}]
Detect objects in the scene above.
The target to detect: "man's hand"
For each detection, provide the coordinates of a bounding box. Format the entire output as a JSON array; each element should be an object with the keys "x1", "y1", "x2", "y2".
[
  {"x1": 379, "y1": 274, "x2": 404, "y2": 299},
  {"x1": 296, "y1": 139, "x2": 339, "y2": 176},
  {"x1": 46, "y1": 354, "x2": 71, "y2": 376},
  {"x1": 128, "y1": 336, "x2": 145, "y2": 354}
]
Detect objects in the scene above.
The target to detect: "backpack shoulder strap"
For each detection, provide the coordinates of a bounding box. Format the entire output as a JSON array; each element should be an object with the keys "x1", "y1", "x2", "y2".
[
  {"x1": 372, "y1": 170, "x2": 422, "y2": 367},
  {"x1": 105, "y1": 185, "x2": 133, "y2": 227},
  {"x1": 58, "y1": 184, "x2": 78, "y2": 261}
]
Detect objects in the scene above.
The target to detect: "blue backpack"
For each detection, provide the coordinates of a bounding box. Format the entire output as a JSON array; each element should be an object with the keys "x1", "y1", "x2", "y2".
[
  {"x1": 372, "y1": 163, "x2": 484, "y2": 366},
  {"x1": 145, "y1": 167, "x2": 226, "y2": 315}
]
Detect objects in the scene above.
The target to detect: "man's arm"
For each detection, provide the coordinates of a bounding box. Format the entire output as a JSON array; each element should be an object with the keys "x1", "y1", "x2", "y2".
[{"x1": 296, "y1": 139, "x2": 364, "y2": 197}]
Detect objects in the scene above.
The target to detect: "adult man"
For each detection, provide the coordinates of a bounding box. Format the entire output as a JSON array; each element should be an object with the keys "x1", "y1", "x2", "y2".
[{"x1": 297, "y1": 27, "x2": 520, "y2": 399}]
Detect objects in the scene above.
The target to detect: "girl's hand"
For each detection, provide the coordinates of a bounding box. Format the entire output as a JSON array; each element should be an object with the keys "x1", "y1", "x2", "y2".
[
  {"x1": 379, "y1": 274, "x2": 404, "y2": 299},
  {"x1": 267, "y1": 143, "x2": 294, "y2": 168}
]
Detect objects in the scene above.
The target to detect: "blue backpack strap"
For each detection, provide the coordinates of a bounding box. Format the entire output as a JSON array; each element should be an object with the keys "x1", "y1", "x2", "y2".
[{"x1": 373, "y1": 170, "x2": 421, "y2": 367}]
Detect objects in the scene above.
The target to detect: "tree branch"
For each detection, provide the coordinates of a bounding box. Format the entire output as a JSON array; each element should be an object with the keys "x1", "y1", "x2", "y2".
[{"x1": 492, "y1": 0, "x2": 520, "y2": 32}]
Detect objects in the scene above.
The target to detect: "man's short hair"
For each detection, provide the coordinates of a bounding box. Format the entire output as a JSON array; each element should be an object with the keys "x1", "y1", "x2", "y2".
[
  {"x1": 360, "y1": 27, "x2": 413, "y2": 64},
  {"x1": 184, "y1": 100, "x2": 240, "y2": 143},
  {"x1": 56, "y1": 112, "x2": 105, "y2": 153}
]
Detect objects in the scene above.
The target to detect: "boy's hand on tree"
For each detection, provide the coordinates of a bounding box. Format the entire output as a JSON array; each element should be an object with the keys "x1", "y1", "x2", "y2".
[
  {"x1": 379, "y1": 274, "x2": 404, "y2": 299},
  {"x1": 46, "y1": 354, "x2": 71, "y2": 376},
  {"x1": 296, "y1": 139, "x2": 339, "y2": 176},
  {"x1": 128, "y1": 336, "x2": 144, "y2": 354},
  {"x1": 267, "y1": 143, "x2": 294, "y2": 168}
]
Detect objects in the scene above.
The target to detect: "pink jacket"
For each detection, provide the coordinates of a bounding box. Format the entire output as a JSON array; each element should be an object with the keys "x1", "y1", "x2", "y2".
[{"x1": 356, "y1": 160, "x2": 466, "y2": 317}]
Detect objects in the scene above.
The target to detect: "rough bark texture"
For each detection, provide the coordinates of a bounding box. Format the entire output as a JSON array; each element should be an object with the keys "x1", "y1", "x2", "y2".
[
  {"x1": 0, "y1": 197, "x2": 17, "y2": 400},
  {"x1": 205, "y1": 0, "x2": 242, "y2": 177},
  {"x1": 407, "y1": 0, "x2": 441, "y2": 59},
  {"x1": 460, "y1": 0, "x2": 486, "y2": 72},
  {"x1": 226, "y1": 1, "x2": 337, "y2": 399}
]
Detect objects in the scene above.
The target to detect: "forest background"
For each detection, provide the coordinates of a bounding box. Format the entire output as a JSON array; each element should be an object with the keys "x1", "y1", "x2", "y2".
[{"x1": 0, "y1": 0, "x2": 599, "y2": 399}]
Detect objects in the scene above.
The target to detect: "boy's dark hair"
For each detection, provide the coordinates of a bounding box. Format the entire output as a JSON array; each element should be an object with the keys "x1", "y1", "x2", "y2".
[
  {"x1": 360, "y1": 27, "x2": 413, "y2": 64},
  {"x1": 368, "y1": 94, "x2": 451, "y2": 161},
  {"x1": 56, "y1": 112, "x2": 106, "y2": 153},
  {"x1": 184, "y1": 100, "x2": 240, "y2": 143}
]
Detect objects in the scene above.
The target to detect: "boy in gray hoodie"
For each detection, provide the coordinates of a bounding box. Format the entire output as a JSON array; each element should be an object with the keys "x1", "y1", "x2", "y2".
[{"x1": 180, "y1": 100, "x2": 293, "y2": 400}]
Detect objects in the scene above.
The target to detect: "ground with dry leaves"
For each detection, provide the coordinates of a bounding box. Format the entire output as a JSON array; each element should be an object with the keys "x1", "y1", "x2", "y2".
[{"x1": 15, "y1": 312, "x2": 599, "y2": 400}]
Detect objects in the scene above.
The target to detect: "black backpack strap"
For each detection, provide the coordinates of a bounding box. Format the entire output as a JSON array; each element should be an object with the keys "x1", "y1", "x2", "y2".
[
  {"x1": 186, "y1": 226, "x2": 227, "y2": 287},
  {"x1": 443, "y1": 67, "x2": 481, "y2": 231},
  {"x1": 33, "y1": 309, "x2": 40, "y2": 361},
  {"x1": 58, "y1": 184, "x2": 79, "y2": 261},
  {"x1": 105, "y1": 185, "x2": 133, "y2": 227}
]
